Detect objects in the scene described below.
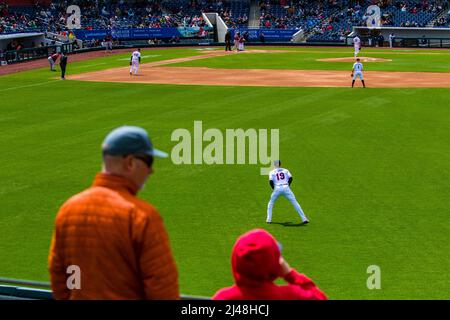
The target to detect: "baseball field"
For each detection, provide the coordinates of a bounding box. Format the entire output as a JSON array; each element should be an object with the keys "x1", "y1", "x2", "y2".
[{"x1": 0, "y1": 46, "x2": 449, "y2": 299}]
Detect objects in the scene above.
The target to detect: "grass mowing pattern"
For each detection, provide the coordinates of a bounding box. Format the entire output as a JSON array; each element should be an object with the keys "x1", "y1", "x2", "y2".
[
  {"x1": 170, "y1": 47, "x2": 450, "y2": 73},
  {"x1": 0, "y1": 47, "x2": 449, "y2": 299}
]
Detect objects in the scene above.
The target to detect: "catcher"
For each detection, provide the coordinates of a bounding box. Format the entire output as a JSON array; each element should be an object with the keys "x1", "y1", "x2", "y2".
[{"x1": 351, "y1": 58, "x2": 366, "y2": 88}]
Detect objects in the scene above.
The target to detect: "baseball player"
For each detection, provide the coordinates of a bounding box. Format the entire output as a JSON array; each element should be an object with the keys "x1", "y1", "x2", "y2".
[
  {"x1": 389, "y1": 33, "x2": 395, "y2": 48},
  {"x1": 351, "y1": 58, "x2": 366, "y2": 88},
  {"x1": 238, "y1": 35, "x2": 245, "y2": 52},
  {"x1": 48, "y1": 51, "x2": 60, "y2": 71},
  {"x1": 266, "y1": 160, "x2": 309, "y2": 225},
  {"x1": 129, "y1": 48, "x2": 141, "y2": 75},
  {"x1": 233, "y1": 32, "x2": 240, "y2": 51},
  {"x1": 353, "y1": 35, "x2": 361, "y2": 57}
]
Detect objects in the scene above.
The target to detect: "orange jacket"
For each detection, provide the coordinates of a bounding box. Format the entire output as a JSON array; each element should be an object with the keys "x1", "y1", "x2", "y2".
[{"x1": 48, "y1": 173, "x2": 179, "y2": 300}]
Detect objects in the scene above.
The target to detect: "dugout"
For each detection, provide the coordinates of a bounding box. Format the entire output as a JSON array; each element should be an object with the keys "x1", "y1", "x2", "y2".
[
  {"x1": 0, "y1": 32, "x2": 45, "y2": 51},
  {"x1": 348, "y1": 27, "x2": 450, "y2": 48}
]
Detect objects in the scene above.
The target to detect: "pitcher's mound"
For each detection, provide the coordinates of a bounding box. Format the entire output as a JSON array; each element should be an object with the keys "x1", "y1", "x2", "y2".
[{"x1": 318, "y1": 57, "x2": 391, "y2": 62}]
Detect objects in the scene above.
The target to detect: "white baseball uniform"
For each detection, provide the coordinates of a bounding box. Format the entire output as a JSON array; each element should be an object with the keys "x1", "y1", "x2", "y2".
[
  {"x1": 389, "y1": 34, "x2": 395, "y2": 48},
  {"x1": 266, "y1": 167, "x2": 308, "y2": 223},
  {"x1": 353, "y1": 62, "x2": 363, "y2": 80},
  {"x1": 353, "y1": 36, "x2": 361, "y2": 57},
  {"x1": 130, "y1": 50, "x2": 141, "y2": 75}
]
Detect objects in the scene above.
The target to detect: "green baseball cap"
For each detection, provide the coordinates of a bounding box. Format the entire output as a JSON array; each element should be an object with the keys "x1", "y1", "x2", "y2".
[{"x1": 102, "y1": 126, "x2": 168, "y2": 158}]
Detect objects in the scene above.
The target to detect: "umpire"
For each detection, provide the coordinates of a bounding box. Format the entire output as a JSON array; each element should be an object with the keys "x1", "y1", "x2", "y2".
[
  {"x1": 225, "y1": 30, "x2": 232, "y2": 51},
  {"x1": 60, "y1": 52, "x2": 68, "y2": 80}
]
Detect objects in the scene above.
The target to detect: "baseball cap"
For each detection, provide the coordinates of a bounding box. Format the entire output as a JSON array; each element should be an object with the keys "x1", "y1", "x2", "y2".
[{"x1": 102, "y1": 126, "x2": 168, "y2": 158}]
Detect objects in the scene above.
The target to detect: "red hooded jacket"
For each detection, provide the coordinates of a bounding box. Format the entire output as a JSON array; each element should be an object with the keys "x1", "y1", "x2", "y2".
[{"x1": 213, "y1": 229, "x2": 327, "y2": 300}]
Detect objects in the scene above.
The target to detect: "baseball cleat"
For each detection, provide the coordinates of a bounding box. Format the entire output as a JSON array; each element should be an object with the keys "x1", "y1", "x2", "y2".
[
  {"x1": 266, "y1": 221, "x2": 271, "y2": 224},
  {"x1": 301, "y1": 220, "x2": 309, "y2": 225}
]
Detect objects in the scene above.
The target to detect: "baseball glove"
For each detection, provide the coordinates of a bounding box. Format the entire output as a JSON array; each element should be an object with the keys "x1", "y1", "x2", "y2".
[
  {"x1": 351, "y1": 74, "x2": 354, "y2": 77},
  {"x1": 129, "y1": 61, "x2": 132, "y2": 66}
]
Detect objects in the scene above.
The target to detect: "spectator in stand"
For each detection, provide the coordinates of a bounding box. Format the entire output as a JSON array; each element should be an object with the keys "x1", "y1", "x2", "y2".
[
  {"x1": 213, "y1": 229, "x2": 327, "y2": 300},
  {"x1": 49, "y1": 125, "x2": 179, "y2": 300}
]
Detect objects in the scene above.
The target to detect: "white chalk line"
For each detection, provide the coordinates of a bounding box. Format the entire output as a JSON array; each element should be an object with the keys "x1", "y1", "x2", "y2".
[{"x1": 0, "y1": 80, "x2": 58, "y2": 92}]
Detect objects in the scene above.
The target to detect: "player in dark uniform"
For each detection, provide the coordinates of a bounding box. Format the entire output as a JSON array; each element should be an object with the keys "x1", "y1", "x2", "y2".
[
  {"x1": 225, "y1": 30, "x2": 232, "y2": 51},
  {"x1": 60, "y1": 52, "x2": 68, "y2": 80}
]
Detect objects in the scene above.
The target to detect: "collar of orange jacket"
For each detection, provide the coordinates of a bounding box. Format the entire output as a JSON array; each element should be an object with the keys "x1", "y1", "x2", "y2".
[{"x1": 92, "y1": 172, "x2": 139, "y2": 195}]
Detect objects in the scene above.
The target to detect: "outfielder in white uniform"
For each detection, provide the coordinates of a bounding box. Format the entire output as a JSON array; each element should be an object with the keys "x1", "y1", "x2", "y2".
[
  {"x1": 353, "y1": 35, "x2": 361, "y2": 57},
  {"x1": 129, "y1": 48, "x2": 141, "y2": 75},
  {"x1": 266, "y1": 160, "x2": 309, "y2": 225},
  {"x1": 351, "y1": 58, "x2": 366, "y2": 88}
]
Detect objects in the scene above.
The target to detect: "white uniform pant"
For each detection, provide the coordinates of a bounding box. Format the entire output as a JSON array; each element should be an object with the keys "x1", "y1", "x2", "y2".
[
  {"x1": 353, "y1": 71, "x2": 363, "y2": 80},
  {"x1": 354, "y1": 45, "x2": 360, "y2": 57},
  {"x1": 48, "y1": 57, "x2": 55, "y2": 70},
  {"x1": 267, "y1": 185, "x2": 308, "y2": 222},
  {"x1": 238, "y1": 42, "x2": 244, "y2": 51},
  {"x1": 130, "y1": 60, "x2": 139, "y2": 74}
]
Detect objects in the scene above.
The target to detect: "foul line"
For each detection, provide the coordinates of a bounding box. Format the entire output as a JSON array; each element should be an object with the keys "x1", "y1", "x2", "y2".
[{"x1": 0, "y1": 80, "x2": 58, "y2": 92}]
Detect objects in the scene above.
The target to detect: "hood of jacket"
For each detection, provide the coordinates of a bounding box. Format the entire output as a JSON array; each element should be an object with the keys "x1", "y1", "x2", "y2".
[{"x1": 231, "y1": 229, "x2": 281, "y2": 287}]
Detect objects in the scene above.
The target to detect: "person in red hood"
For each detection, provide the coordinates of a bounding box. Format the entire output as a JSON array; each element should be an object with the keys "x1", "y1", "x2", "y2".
[{"x1": 213, "y1": 229, "x2": 327, "y2": 300}]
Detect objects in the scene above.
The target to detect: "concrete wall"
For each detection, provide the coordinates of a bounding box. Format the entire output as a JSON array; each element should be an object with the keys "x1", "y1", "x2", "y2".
[{"x1": 203, "y1": 12, "x2": 228, "y2": 43}]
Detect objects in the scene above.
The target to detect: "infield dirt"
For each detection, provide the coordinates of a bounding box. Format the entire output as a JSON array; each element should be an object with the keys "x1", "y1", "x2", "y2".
[{"x1": 69, "y1": 50, "x2": 450, "y2": 88}]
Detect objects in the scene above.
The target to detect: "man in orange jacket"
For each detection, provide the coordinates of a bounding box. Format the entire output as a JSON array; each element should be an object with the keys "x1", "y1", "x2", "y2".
[
  {"x1": 48, "y1": 126, "x2": 179, "y2": 299},
  {"x1": 213, "y1": 229, "x2": 327, "y2": 300}
]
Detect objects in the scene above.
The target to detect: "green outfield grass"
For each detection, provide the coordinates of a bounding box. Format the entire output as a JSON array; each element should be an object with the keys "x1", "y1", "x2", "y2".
[
  {"x1": 171, "y1": 46, "x2": 450, "y2": 73},
  {"x1": 0, "y1": 47, "x2": 449, "y2": 299}
]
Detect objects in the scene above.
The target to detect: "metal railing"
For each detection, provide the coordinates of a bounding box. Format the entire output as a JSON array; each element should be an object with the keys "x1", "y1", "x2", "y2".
[{"x1": 0, "y1": 277, "x2": 209, "y2": 300}]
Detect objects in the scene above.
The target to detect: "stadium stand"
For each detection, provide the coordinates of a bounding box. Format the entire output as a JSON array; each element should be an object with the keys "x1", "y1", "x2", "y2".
[
  {"x1": 1, "y1": 0, "x2": 450, "y2": 44},
  {"x1": 219, "y1": 0, "x2": 250, "y2": 28},
  {"x1": 256, "y1": 0, "x2": 449, "y2": 42}
]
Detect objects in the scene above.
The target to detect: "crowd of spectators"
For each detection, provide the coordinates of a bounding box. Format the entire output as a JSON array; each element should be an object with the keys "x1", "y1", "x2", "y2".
[
  {"x1": 219, "y1": 9, "x2": 248, "y2": 28},
  {"x1": 434, "y1": 12, "x2": 450, "y2": 26},
  {"x1": 0, "y1": 0, "x2": 214, "y2": 34},
  {"x1": 263, "y1": 0, "x2": 450, "y2": 42},
  {"x1": 2, "y1": 0, "x2": 450, "y2": 41},
  {"x1": 0, "y1": 1, "x2": 44, "y2": 34},
  {"x1": 259, "y1": 0, "x2": 344, "y2": 30}
]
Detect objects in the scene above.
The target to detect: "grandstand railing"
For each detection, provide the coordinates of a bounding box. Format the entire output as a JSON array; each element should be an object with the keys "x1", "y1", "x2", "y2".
[{"x1": 0, "y1": 277, "x2": 209, "y2": 300}]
